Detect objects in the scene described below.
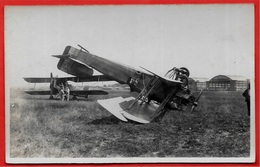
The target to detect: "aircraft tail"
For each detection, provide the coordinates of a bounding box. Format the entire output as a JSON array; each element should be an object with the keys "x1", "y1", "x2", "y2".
[{"x1": 52, "y1": 46, "x2": 94, "y2": 78}]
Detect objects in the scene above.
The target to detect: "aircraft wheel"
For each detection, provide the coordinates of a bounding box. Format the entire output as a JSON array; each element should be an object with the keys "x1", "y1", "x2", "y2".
[
  {"x1": 189, "y1": 95, "x2": 195, "y2": 103},
  {"x1": 180, "y1": 67, "x2": 190, "y2": 77},
  {"x1": 49, "y1": 95, "x2": 54, "y2": 100},
  {"x1": 72, "y1": 96, "x2": 77, "y2": 100}
]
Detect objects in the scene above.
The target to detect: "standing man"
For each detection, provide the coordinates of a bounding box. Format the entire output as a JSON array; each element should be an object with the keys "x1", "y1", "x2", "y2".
[
  {"x1": 59, "y1": 83, "x2": 65, "y2": 101},
  {"x1": 242, "y1": 83, "x2": 250, "y2": 116},
  {"x1": 64, "y1": 81, "x2": 70, "y2": 101}
]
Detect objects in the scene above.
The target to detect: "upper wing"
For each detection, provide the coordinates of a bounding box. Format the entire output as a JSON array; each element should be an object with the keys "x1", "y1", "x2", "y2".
[
  {"x1": 23, "y1": 75, "x2": 113, "y2": 83},
  {"x1": 23, "y1": 78, "x2": 51, "y2": 83}
]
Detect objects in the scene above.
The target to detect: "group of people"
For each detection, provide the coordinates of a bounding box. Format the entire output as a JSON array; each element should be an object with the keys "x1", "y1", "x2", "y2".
[{"x1": 58, "y1": 82, "x2": 70, "y2": 101}]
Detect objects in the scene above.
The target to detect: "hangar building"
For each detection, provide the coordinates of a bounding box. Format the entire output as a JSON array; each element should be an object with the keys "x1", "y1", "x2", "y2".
[{"x1": 206, "y1": 75, "x2": 249, "y2": 91}]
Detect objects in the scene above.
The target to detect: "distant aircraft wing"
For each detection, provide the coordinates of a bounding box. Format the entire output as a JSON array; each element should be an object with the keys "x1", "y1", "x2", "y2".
[
  {"x1": 24, "y1": 90, "x2": 108, "y2": 96},
  {"x1": 24, "y1": 90, "x2": 51, "y2": 95},
  {"x1": 70, "y1": 90, "x2": 108, "y2": 95},
  {"x1": 23, "y1": 78, "x2": 51, "y2": 83},
  {"x1": 23, "y1": 75, "x2": 113, "y2": 83}
]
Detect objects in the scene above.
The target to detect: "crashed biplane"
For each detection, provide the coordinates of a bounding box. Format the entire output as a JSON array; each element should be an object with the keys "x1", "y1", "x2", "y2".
[{"x1": 43, "y1": 45, "x2": 203, "y2": 123}]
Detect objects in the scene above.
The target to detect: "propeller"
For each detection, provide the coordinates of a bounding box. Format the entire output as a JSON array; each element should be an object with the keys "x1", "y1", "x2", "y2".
[
  {"x1": 190, "y1": 88, "x2": 204, "y2": 112},
  {"x1": 179, "y1": 67, "x2": 190, "y2": 77}
]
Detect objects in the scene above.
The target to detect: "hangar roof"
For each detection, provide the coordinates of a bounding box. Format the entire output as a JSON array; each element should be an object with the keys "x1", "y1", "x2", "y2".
[{"x1": 210, "y1": 75, "x2": 248, "y2": 81}]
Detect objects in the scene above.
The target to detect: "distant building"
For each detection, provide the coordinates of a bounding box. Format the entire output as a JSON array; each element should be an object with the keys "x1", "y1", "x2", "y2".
[
  {"x1": 188, "y1": 77, "x2": 208, "y2": 91},
  {"x1": 188, "y1": 78, "x2": 196, "y2": 91},
  {"x1": 206, "y1": 75, "x2": 249, "y2": 91}
]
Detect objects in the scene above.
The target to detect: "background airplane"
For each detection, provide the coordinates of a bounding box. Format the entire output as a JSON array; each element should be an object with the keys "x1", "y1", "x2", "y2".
[
  {"x1": 23, "y1": 46, "x2": 115, "y2": 100},
  {"x1": 49, "y1": 45, "x2": 203, "y2": 123},
  {"x1": 24, "y1": 73, "x2": 111, "y2": 100}
]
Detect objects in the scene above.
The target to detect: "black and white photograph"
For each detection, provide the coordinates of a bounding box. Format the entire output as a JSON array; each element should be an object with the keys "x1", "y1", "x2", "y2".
[{"x1": 5, "y1": 4, "x2": 255, "y2": 163}]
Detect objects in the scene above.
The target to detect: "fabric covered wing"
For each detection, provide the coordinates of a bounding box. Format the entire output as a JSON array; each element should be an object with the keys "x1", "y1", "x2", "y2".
[
  {"x1": 97, "y1": 97, "x2": 128, "y2": 122},
  {"x1": 24, "y1": 90, "x2": 108, "y2": 96},
  {"x1": 24, "y1": 90, "x2": 51, "y2": 95},
  {"x1": 70, "y1": 90, "x2": 108, "y2": 95},
  {"x1": 120, "y1": 98, "x2": 158, "y2": 123},
  {"x1": 23, "y1": 75, "x2": 113, "y2": 83},
  {"x1": 97, "y1": 97, "x2": 158, "y2": 124},
  {"x1": 23, "y1": 78, "x2": 51, "y2": 83}
]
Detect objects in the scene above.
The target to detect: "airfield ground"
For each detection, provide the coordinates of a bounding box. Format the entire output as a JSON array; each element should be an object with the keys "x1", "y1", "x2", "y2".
[{"x1": 8, "y1": 89, "x2": 250, "y2": 158}]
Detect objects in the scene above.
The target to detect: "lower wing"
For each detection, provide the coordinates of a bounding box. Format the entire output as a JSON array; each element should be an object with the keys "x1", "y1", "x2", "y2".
[
  {"x1": 24, "y1": 90, "x2": 51, "y2": 95},
  {"x1": 70, "y1": 90, "x2": 108, "y2": 96},
  {"x1": 23, "y1": 75, "x2": 113, "y2": 83},
  {"x1": 98, "y1": 97, "x2": 158, "y2": 124},
  {"x1": 24, "y1": 90, "x2": 108, "y2": 96}
]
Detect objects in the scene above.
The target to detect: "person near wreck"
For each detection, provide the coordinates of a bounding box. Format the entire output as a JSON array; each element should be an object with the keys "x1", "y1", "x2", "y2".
[
  {"x1": 64, "y1": 81, "x2": 70, "y2": 101},
  {"x1": 59, "y1": 83, "x2": 65, "y2": 101},
  {"x1": 242, "y1": 83, "x2": 250, "y2": 116}
]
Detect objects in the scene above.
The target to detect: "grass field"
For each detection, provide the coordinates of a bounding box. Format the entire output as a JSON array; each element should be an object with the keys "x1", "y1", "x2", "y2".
[{"x1": 8, "y1": 89, "x2": 250, "y2": 158}]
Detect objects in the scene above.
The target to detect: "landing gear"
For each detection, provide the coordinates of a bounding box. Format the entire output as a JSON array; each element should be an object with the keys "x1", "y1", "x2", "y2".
[
  {"x1": 151, "y1": 87, "x2": 178, "y2": 122},
  {"x1": 153, "y1": 109, "x2": 168, "y2": 123},
  {"x1": 49, "y1": 95, "x2": 54, "y2": 100}
]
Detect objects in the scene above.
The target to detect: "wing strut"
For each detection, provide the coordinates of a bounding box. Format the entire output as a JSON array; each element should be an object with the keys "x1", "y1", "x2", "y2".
[
  {"x1": 128, "y1": 76, "x2": 159, "y2": 109},
  {"x1": 190, "y1": 88, "x2": 204, "y2": 112},
  {"x1": 150, "y1": 86, "x2": 178, "y2": 122}
]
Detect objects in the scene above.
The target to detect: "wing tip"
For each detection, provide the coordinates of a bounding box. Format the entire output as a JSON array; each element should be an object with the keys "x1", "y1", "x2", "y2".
[
  {"x1": 97, "y1": 97, "x2": 128, "y2": 122},
  {"x1": 52, "y1": 55, "x2": 70, "y2": 59}
]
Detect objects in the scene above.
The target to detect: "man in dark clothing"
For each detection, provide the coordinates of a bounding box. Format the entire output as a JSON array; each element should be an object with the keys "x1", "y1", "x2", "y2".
[{"x1": 242, "y1": 83, "x2": 250, "y2": 116}]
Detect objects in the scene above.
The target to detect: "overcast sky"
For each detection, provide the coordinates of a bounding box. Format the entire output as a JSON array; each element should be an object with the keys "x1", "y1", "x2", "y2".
[{"x1": 5, "y1": 4, "x2": 254, "y2": 88}]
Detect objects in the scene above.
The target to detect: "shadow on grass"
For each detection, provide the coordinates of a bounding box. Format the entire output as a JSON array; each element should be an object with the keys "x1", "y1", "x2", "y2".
[
  {"x1": 88, "y1": 115, "x2": 143, "y2": 125},
  {"x1": 88, "y1": 115, "x2": 122, "y2": 125},
  {"x1": 25, "y1": 96, "x2": 92, "y2": 101}
]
